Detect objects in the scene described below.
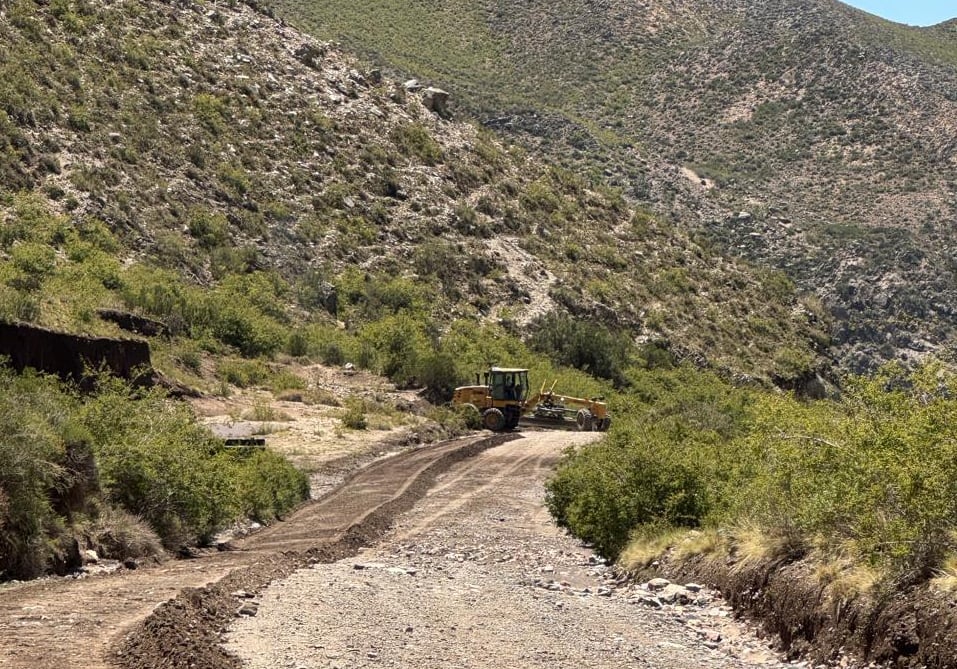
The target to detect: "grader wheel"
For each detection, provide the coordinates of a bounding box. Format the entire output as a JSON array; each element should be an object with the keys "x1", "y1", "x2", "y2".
[
  {"x1": 576, "y1": 409, "x2": 594, "y2": 432},
  {"x1": 482, "y1": 408, "x2": 507, "y2": 432}
]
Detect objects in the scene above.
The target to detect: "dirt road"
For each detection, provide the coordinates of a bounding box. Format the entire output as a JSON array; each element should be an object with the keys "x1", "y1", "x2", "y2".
[
  {"x1": 0, "y1": 434, "x2": 510, "y2": 669},
  {"x1": 226, "y1": 431, "x2": 792, "y2": 669}
]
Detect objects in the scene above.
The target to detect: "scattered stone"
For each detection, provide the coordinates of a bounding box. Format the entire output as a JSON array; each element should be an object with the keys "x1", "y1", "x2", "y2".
[
  {"x1": 684, "y1": 583, "x2": 704, "y2": 593},
  {"x1": 658, "y1": 584, "x2": 692, "y2": 605},
  {"x1": 238, "y1": 602, "x2": 259, "y2": 617},
  {"x1": 647, "y1": 577, "x2": 671, "y2": 591},
  {"x1": 634, "y1": 595, "x2": 663, "y2": 608},
  {"x1": 293, "y1": 43, "x2": 326, "y2": 69},
  {"x1": 123, "y1": 558, "x2": 138, "y2": 570},
  {"x1": 82, "y1": 550, "x2": 99, "y2": 565}
]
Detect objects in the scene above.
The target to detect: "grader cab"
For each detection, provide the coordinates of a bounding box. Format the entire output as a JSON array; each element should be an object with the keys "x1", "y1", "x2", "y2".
[{"x1": 451, "y1": 367, "x2": 611, "y2": 433}]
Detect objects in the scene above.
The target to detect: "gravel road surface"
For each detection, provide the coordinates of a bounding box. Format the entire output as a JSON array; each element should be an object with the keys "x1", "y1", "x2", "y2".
[{"x1": 226, "y1": 431, "x2": 794, "y2": 669}]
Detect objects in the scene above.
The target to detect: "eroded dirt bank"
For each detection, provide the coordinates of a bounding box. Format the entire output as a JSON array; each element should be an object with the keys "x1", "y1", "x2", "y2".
[
  {"x1": 225, "y1": 432, "x2": 799, "y2": 669},
  {"x1": 661, "y1": 554, "x2": 957, "y2": 669}
]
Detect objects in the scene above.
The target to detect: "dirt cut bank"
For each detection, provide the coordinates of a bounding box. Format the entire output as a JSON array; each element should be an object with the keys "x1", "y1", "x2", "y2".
[{"x1": 657, "y1": 549, "x2": 957, "y2": 669}]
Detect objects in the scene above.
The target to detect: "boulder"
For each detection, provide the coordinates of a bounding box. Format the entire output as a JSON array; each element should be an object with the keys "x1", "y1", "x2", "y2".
[{"x1": 422, "y1": 87, "x2": 451, "y2": 118}]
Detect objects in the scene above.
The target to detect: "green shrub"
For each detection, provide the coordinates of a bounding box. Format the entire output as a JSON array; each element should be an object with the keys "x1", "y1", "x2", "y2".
[
  {"x1": 211, "y1": 303, "x2": 284, "y2": 357},
  {"x1": 340, "y1": 397, "x2": 368, "y2": 430},
  {"x1": 232, "y1": 449, "x2": 309, "y2": 522},
  {"x1": 548, "y1": 362, "x2": 957, "y2": 581},
  {"x1": 187, "y1": 209, "x2": 230, "y2": 249},
  {"x1": 546, "y1": 430, "x2": 709, "y2": 559},
  {"x1": 286, "y1": 330, "x2": 310, "y2": 357},
  {"x1": 390, "y1": 122, "x2": 443, "y2": 165},
  {"x1": 0, "y1": 369, "x2": 80, "y2": 578},
  {"x1": 270, "y1": 370, "x2": 307, "y2": 392},
  {"x1": 357, "y1": 314, "x2": 429, "y2": 385},
  {"x1": 451, "y1": 402, "x2": 483, "y2": 430},
  {"x1": 80, "y1": 383, "x2": 238, "y2": 547},
  {"x1": 415, "y1": 350, "x2": 462, "y2": 402},
  {"x1": 217, "y1": 358, "x2": 271, "y2": 388},
  {"x1": 528, "y1": 312, "x2": 633, "y2": 387}
]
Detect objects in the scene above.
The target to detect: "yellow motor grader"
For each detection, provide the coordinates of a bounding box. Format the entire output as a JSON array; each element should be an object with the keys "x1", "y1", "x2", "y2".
[{"x1": 451, "y1": 367, "x2": 611, "y2": 432}]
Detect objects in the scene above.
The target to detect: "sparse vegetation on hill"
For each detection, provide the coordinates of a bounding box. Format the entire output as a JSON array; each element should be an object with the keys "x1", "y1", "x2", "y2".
[
  {"x1": 270, "y1": 0, "x2": 957, "y2": 373},
  {"x1": 0, "y1": 0, "x2": 827, "y2": 582},
  {"x1": 0, "y1": 0, "x2": 826, "y2": 384}
]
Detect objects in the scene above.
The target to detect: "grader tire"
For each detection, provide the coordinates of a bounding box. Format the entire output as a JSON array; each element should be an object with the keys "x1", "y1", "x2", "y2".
[
  {"x1": 482, "y1": 408, "x2": 507, "y2": 432},
  {"x1": 598, "y1": 416, "x2": 612, "y2": 432},
  {"x1": 576, "y1": 409, "x2": 593, "y2": 432}
]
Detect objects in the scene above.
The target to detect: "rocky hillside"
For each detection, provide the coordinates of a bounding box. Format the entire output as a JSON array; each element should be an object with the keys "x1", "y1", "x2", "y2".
[
  {"x1": 270, "y1": 0, "x2": 957, "y2": 373},
  {"x1": 0, "y1": 0, "x2": 828, "y2": 383}
]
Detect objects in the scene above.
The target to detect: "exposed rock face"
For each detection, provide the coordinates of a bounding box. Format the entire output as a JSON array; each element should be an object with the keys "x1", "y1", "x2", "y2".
[{"x1": 0, "y1": 322, "x2": 152, "y2": 387}]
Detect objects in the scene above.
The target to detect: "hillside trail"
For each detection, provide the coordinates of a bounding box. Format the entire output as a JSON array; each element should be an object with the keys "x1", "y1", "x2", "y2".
[
  {"x1": 0, "y1": 434, "x2": 505, "y2": 669},
  {"x1": 227, "y1": 431, "x2": 793, "y2": 669}
]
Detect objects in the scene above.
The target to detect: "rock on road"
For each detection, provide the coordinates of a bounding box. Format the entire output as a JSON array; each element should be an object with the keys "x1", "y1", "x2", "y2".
[{"x1": 225, "y1": 431, "x2": 792, "y2": 669}]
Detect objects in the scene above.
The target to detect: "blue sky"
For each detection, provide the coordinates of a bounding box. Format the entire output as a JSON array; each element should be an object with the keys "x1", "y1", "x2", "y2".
[{"x1": 842, "y1": 1, "x2": 956, "y2": 26}]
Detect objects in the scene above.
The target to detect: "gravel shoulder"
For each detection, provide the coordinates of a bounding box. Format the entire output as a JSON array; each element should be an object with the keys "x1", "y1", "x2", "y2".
[{"x1": 225, "y1": 431, "x2": 793, "y2": 669}]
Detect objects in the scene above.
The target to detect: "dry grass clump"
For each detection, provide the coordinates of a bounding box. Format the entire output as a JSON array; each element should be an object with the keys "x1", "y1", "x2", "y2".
[
  {"x1": 728, "y1": 523, "x2": 805, "y2": 573},
  {"x1": 620, "y1": 527, "x2": 729, "y2": 572},
  {"x1": 85, "y1": 507, "x2": 165, "y2": 560},
  {"x1": 931, "y1": 555, "x2": 957, "y2": 593},
  {"x1": 620, "y1": 528, "x2": 689, "y2": 571}
]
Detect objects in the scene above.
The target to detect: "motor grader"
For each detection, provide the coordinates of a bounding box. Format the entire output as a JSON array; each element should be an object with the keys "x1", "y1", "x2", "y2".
[{"x1": 451, "y1": 367, "x2": 611, "y2": 432}]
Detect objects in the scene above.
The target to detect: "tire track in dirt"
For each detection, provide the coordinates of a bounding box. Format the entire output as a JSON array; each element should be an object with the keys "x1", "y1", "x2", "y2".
[
  {"x1": 0, "y1": 433, "x2": 515, "y2": 669},
  {"x1": 390, "y1": 446, "x2": 552, "y2": 542}
]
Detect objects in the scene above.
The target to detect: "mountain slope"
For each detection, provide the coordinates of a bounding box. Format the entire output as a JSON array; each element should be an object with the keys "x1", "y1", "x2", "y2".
[
  {"x1": 0, "y1": 0, "x2": 826, "y2": 383},
  {"x1": 269, "y1": 0, "x2": 957, "y2": 372}
]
